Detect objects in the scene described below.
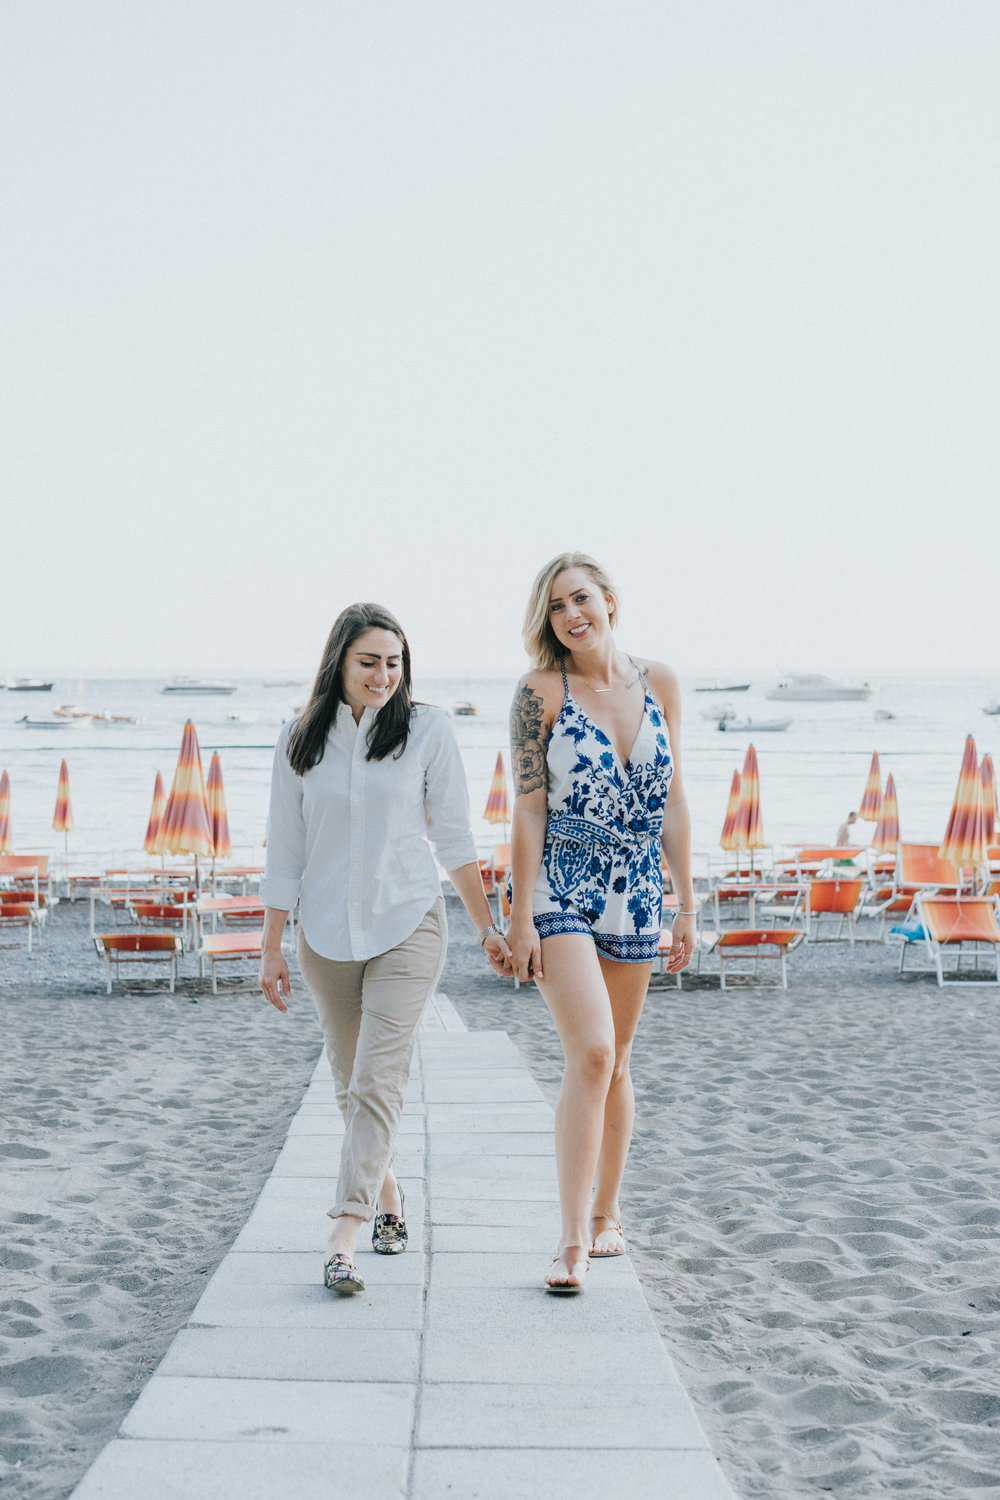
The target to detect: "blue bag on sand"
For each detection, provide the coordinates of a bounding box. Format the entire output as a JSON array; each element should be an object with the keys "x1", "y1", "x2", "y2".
[{"x1": 889, "y1": 919, "x2": 927, "y2": 942}]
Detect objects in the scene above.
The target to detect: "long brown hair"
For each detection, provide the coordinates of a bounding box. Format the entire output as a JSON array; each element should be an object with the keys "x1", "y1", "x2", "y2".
[{"x1": 286, "y1": 604, "x2": 414, "y2": 774}]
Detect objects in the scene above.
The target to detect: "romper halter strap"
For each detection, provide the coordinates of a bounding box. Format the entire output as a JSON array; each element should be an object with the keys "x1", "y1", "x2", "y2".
[
  {"x1": 559, "y1": 656, "x2": 570, "y2": 698},
  {"x1": 626, "y1": 654, "x2": 649, "y2": 690}
]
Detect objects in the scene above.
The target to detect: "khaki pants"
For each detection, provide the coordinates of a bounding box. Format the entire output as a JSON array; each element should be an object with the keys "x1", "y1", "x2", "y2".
[{"x1": 297, "y1": 897, "x2": 447, "y2": 1221}]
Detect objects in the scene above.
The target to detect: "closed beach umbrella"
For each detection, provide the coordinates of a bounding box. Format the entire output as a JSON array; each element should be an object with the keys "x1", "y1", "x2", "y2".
[
  {"x1": 980, "y1": 755, "x2": 998, "y2": 846},
  {"x1": 52, "y1": 760, "x2": 74, "y2": 853},
  {"x1": 871, "y1": 773, "x2": 900, "y2": 857},
  {"x1": 733, "y1": 744, "x2": 767, "y2": 869},
  {"x1": 483, "y1": 753, "x2": 510, "y2": 839},
  {"x1": 719, "y1": 770, "x2": 742, "y2": 850},
  {"x1": 939, "y1": 735, "x2": 987, "y2": 879},
  {"x1": 159, "y1": 721, "x2": 213, "y2": 867},
  {"x1": 206, "y1": 752, "x2": 233, "y2": 861},
  {"x1": 858, "y1": 751, "x2": 882, "y2": 822},
  {"x1": 144, "y1": 772, "x2": 168, "y2": 855},
  {"x1": 0, "y1": 771, "x2": 11, "y2": 854}
]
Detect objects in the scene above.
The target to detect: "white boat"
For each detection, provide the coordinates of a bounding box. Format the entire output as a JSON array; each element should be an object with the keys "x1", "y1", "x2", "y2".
[
  {"x1": 162, "y1": 677, "x2": 237, "y2": 695},
  {"x1": 694, "y1": 681, "x2": 750, "y2": 693},
  {"x1": 983, "y1": 699, "x2": 1000, "y2": 716},
  {"x1": 716, "y1": 715, "x2": 791, "y2": 732},
  {"x1": 701, "y1": 703, "x2": 737, "y2": 722},
  {"x1": 4, "y1": 678, "x2": 54, "y2": 691},
  {"x1": 452, "y1": 701, "x2": 480, "y2": 717},
  {"x1": 18, "y1": 714, "x2": 89, "y2": 729},
  {"x1": 874, "y1": 708, "x2": 896, "y2": 721},
  {"x1": 766, "y1": 674, "x2": 873, "y2": 702}
]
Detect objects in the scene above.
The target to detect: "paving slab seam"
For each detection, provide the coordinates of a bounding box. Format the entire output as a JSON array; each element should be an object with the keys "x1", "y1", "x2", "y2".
[{"x1": 68, "y1": 991, "x2": 741, "y2": 1500}]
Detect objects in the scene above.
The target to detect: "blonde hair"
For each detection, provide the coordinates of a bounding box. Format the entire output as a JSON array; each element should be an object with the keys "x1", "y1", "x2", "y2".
[{"x1": 522, "y1": 553, "x2": 620, "y2": 671}]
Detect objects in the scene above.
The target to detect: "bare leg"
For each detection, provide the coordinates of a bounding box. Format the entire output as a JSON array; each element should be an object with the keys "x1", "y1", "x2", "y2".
[
  {"x1": 533, "y1": 934, "x2": 615, "y2": 1287},
  {"x1": 590, "y1": 955, "x2": 653, "y2": 1254}
]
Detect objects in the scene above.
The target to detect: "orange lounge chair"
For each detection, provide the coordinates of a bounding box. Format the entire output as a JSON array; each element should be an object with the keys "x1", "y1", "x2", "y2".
[
  {"x1": 0, "y1": 855, "x2": 47, "y2": 902},
  {"x1": 897, "y1": 844, "x2": 960, "y2": 896},
  {"x1": 0, "y1": 903, "x2": 39, "y2": 952},
  {"x1": 93, "y1": 933, "x2": 183, "y2": 993},
  {"x1": 703, "y1": 928, "x2": 804, "y2": 989},
  {"x1": 898, "y1": 895, "x2": 1000, "y2": 987},
  {"x1": 128, "y1": 902, "x2": 190, "y2": 947},
  {"x1": 803, "y1": 878, "x2": 866, "y2": 944},
  {"x1": 200, "y1": 930, "x2": 264, "y2": 993}
]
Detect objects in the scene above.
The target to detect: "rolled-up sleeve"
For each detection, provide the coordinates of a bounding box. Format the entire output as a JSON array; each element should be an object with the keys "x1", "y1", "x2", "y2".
[
  {"x1": 260, "y1": 724, "x2": 306, "y2": 910},
  {"x1": 423, "y1": 711, "x2": 478, "y2": 871}
]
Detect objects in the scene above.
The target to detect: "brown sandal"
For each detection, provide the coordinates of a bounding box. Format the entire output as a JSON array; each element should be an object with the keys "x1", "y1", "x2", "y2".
[
  {"x1": 545, "y1": 1245, "x2": 589, "y2": 1295},
  {"x1": 589, "y1": 1213, "x2": 626, "y2": 1258}
]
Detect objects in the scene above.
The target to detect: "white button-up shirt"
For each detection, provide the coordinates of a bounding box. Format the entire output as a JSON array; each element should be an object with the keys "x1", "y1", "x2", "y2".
[{"x1": 260, "y1": 702, "x2": 477, "y2": 962}]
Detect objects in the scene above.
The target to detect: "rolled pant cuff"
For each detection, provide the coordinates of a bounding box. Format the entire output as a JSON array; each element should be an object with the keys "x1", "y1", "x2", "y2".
[{"x1": 328, "y1": 1200, "x2": 376, "y2": 1223}]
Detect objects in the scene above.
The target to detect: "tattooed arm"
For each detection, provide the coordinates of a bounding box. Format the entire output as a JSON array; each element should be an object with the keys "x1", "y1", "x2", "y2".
[{"x1": 508, "y1": 675, "x2": 554, "y2": 982}]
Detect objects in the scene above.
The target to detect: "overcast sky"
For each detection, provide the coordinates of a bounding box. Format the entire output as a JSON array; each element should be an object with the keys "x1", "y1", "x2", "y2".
[{"x1": 3, "y1": 2, "x2": 998, "y2": 679}]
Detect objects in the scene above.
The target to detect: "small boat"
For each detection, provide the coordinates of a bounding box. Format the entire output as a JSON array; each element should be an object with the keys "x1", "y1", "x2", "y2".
[
  {"x1": 717, "y1": 715, "x2": 791, "y2": 732},
  {"x1": 701, "y1": 703, "x2": 737, "y2": 722},
  {"x1": 162, "y1": 677, "x2": 237, "y2": 695},
  {"x1": 694, "y1": 681, "x2": 750, "y2": 693},
  {"x1": 18, "y1": 714, "x2": 89, "y2": 729},
  {"x1": 52, "y1": 704, "x2": 93, "y2": 719},
  {"x1": 92, "y1": 711, "x2": 142, "y2": 724},
  {"x1": 874, "y1": 708, "x2": 896, "y2": 721},
  {"x1": 5, "y1": 678, "x2": 54, "y2": 691},
  {"x1": 983, "y1": 699, "x2": 1000, "y2": 716},
  {"x1": 226, "y1": 711, "x2": 256, "y2": 723},
  {"x1": 452, "y1": 701, "x2": 480, "y2": 717},
  {"x1": 263, "y1": 680, "x2": 307, "y2": 688},
  {"x1": 766, "y1": 674, "x2": 873, "y2": 702}
]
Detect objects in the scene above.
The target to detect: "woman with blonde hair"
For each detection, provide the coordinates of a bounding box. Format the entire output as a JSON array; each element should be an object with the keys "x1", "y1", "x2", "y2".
[
  {"x1": 259, "y1": 603, "x2": 510, "y2": 1294},
  {"x1": 507, "y1": 554, "x2": 694, "y2": 1292}
]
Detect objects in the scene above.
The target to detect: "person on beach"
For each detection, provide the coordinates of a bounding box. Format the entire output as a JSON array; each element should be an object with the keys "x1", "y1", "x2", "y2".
[
  {"x1": 258, "y1": 603, "x2": 511, "y2": 1295},
  {"x1": 836, "y1": 810, "x2": 858, "y2": 846},
  {"x1": 506, "y1": 553, "x2": 695, "y2": 1294}
]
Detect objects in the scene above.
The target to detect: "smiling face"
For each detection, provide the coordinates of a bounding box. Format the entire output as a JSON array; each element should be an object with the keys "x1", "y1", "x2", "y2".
[
  {"x1": 547, "y1": 566, "x2": 615, "y2": 656},
  {"x1": 340, "y1": 628, "x2": 405, "y2": 720}
]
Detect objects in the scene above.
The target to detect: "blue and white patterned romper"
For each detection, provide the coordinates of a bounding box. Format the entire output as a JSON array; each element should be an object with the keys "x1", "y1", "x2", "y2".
[{"x1": 531, "y1": 657, "x2": 674, "y2": 963}]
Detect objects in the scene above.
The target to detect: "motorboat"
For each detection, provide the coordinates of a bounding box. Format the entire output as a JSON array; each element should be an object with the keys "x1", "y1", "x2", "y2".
[
  {"x1": 226, "y1": 711, "x2": 257, "y2": 723},
  {"x1": 694, "y1": 681, "x2": 750, "y2": 693},
  {"x1": 983, "y1": 699, "x2": 1000, "y2": 716},
  {"x1": 452, "y1": 701, "x2": 480, "y2": 716},
  {"x1": 766, "y1": 675, "x2": 873, "y2": 702},
  {"x1": 53, "y1": 704, "x2": 93, "y2": 719},
  {"x1": 717, "y1": 715, "x2": 791, "y2": 732},
  {"x1": 162, "y1": 677, "x2": 237, "y2": 695},
  {"x1": 263, "y1": 680, "x2": 308, "y2": 688},
  {"x1": 874, "y1": 708, "x2": 896, "y2": 721},
  {"x1": 700, "y1": 703, "x2": 738, "y2": 722},
  {"x1": 4, "y1": 678, "x2": 54, "y2": 691},
  {"x1": 18, "y1": 714, "x2": 89, "y2": 729}
]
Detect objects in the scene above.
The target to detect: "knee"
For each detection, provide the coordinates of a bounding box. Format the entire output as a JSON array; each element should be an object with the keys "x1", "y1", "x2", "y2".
[
  {"x1": 610, "y1": 1044, "x2": 633, "y2": 1088},
  {"x1": 573, "y1": 1039, "x2": 615, "y2": 1087}
]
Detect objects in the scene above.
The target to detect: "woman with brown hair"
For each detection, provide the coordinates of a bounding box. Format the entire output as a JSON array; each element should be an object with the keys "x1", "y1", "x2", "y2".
[
  {"x1": 259, "y1": 602, "x2": 510, "y2": 1294},
  {"x1": 507, "y1": 554, "x2": 694, "y2": 1292}
]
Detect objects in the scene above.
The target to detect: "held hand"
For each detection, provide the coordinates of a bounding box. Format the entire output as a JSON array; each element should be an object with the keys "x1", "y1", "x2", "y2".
[
  {"x1": 258, "y1": 950, "x2": 291, "y2": 1013},
  {"x1": 507, "y1": 920, "x2": 543, "y2": 984},
  {"x1": 482, "y1": 931, "x2": 513, "y2": 977},
  {"x1": 665, "y1": 913, "x2": 696, "y2": 972}
]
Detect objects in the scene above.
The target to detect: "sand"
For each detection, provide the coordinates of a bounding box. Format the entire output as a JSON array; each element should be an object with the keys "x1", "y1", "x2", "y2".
[{"x1": 3, "y1": 894, "x2": 1000, "y2": 1499}]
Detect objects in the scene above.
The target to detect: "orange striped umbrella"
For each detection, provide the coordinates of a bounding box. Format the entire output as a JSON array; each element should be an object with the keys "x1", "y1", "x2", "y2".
[
  {"x1": 733, "y1": 744, "x2": 766, "y2": 867},
  {"x1": 144, "y1": 772, "x2": 168, "y2": 855},
  {"x1": 719, "y1": 770, "x2": 742, "y2": 850},
  {"x1": 52, "y1": 760, "x2": 74, "y2": 852},
  {"x1": 871, "y1": 773, "x2": 900, "y2": 857},
  {"x1": 980, "y1": 755, "x2": 998, "y2": 846},
  {"x1": 858, "y1": 751, "x2": 882, "y2": 822},
  {"x1": 483, "y1": 753, "x2": 510, "y2": 838},
  {"x1": 0, "y1": 771, "x2": 11, "y2": 854},
  {"x1": 159, "y1": 720, "x2": 213, "y2": 862},
  {"x1": 206, "y1": 753, "x2": 233, "y2": 861},
  {"x1": 939, "y1": 735, "x2": 987, "y2": 875}
]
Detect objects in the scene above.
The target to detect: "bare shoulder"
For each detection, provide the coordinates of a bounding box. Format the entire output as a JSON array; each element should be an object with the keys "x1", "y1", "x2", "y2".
[
  {"x1": 633, "y1": 657, "x2": 681, "y2": 712},
  {"x1": 511, "y1": 669, "x2": 562, "y2": 726}
]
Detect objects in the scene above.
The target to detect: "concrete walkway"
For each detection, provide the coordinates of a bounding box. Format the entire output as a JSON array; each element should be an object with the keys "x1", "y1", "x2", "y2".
[{"x1": 72, "y1": 995, "x2": 739, "y2": 1499}]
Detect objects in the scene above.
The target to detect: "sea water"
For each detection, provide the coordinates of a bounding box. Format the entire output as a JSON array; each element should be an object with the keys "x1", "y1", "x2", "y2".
[{"x1": 1, "y1": 671, "x2": 997, "y2": 876}]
